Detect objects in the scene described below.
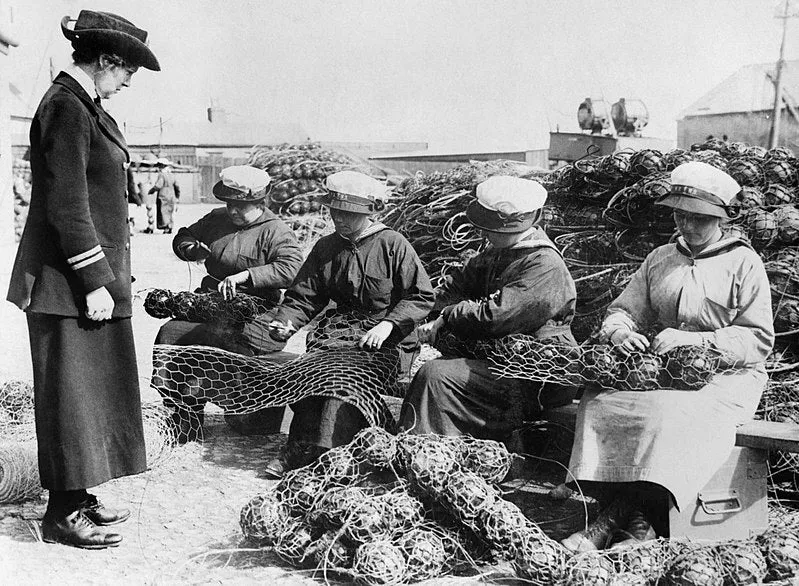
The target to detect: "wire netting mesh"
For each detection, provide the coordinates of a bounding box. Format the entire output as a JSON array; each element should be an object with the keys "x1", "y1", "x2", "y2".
[
  {"x1": 0, "y1": 379, "x2": 39, "y2": 504},
  {"x1": 433, "y1": 329, "x2": 736, "y2": 392},
  {"x1": 151, "y1": 311, "x2": 404, "y2": 440},
  {"x1": 144, "y1": 289, "x2": 275, "y2": 324}
]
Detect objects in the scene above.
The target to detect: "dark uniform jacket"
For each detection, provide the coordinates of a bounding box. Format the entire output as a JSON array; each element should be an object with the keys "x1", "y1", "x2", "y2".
[
  {"x1": 274, "y1": 223, "x2": 435, "y2": 348},
  {"x1": 7, "y1": 72, "x2": 133, "y2": 317},
  {"x1": 436, "y1": 227, "x2": 577, "y2": 343},
  {"x1": 172, "y1": 207, "x2": 304, "y2": 304}
]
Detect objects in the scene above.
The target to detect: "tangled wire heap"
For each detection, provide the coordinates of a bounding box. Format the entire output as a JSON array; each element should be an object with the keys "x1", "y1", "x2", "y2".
[
  {"x1": 144, "y1": 289, "x2": 275, "y2": 325},
  {"x1": 378, "y1": 160, "x2": 544, "y2": 287},
  {"x1": 150, "y1": 311, "x2": 402, "y2": 437},
  {"x1": 0, "y1": 379, "x2": 39, "y2": 504},
  {"x1": 239, "y1": 427, "x2": 573, "y2": 585},
  {"x1": 247, "y1": 142, "x2": 366, "y2": 217},
  {"x1": 434, "y1": 329, "x2": 736, "y2": 392},
  {"x1": 239, "y1": 426, "x2": 799, "y2": 585}
]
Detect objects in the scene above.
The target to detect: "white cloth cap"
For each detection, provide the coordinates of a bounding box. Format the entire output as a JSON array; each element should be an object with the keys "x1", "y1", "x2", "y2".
[
  {"x1": 475, "y1": 176, "x2": 548, "y2": 214},
  {"x1": 670, "y1": 161, "x2": 740, "y2": 205},
  {"x1": 325, "y1": 171, "x2": 387, "y2": 201},
  {"x1": 219, "y1": 165, "x2": 271, "y2": 194}
]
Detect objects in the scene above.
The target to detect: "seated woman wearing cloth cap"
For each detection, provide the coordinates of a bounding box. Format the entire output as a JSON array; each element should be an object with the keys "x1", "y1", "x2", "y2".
[
  {"x1": 263, "y1": 171, "x2": 435, "y2": 478},
  {"x1": 399, "y1": 176, "x2": 578, "y2": 440},
  {"x1": 561, "y1": 161, "x2": 774, "y2": 552},
  {"x1": 154, "y1": 165, "x2": 304, "y2": 442},
  {"x1": 6, "y1": 10, "x2": 159, "y2": 549}
]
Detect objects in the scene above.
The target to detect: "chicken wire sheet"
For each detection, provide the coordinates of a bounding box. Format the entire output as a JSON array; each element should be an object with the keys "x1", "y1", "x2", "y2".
[
  {"x1": 434, "y1": 329, "x2": 738, "y2": 392},
  {"x1": 151, "y1": 311, "x2": 403, "y2": 435}
]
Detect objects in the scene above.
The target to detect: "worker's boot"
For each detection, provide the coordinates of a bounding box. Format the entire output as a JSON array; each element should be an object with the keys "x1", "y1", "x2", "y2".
[{"x1": 561, "y1": 497, "x2": 631, "y2": 553}]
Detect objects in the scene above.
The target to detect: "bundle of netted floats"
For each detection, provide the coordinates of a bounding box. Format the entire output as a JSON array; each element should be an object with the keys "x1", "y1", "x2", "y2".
[{"x1": 239, "y1": 426, "x2": 799, "y2": 584}]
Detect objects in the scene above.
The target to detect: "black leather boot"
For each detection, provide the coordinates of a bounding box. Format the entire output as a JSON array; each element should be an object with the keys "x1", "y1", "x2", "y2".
[{"x1": 561, "y1": 498, "x2": 632, "y2": 553}]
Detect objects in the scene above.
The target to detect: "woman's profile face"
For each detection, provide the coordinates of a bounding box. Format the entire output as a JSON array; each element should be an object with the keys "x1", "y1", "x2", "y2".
[
  {"x1": 95, "y1": 61, "x2": 138, "y2": 98},
  {"x1": 329, "y1": 207, "x2": 371, "y2": 238},
  {"x1": 673, "y1": 209, "x2": 720, "y2": 249},
  {"x1": 226, "y1": 201, "x2": 263, "y2": 226}
]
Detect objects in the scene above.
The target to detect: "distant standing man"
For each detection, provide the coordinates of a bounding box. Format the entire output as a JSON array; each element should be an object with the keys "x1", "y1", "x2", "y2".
[{"x1": 150, "y1": 157, "x2": 180, "y2": 234}]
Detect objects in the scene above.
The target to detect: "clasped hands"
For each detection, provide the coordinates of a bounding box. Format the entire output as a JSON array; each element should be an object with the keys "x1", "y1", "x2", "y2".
[{"x1": 610, "y1": 327, "x2": 704, "y2": 356}]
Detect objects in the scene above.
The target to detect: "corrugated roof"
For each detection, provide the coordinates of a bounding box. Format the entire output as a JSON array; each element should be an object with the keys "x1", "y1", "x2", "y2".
[
  {"x1": 123, "y1": 118, "x2": 309, "y2": 147},
  {"x1": 680, "y1": 60, "x2": 799, "y2": 118}
]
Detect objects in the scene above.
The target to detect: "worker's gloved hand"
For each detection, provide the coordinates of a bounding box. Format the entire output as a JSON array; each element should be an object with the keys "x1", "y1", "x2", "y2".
[{"x1": 267, "y1": 319, "x2": 296, "y2": 342}]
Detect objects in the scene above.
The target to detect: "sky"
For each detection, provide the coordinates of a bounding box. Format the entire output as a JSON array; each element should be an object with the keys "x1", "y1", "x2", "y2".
[{"x1": 5, "y1": 0, "x2": 799, "y2": 151}]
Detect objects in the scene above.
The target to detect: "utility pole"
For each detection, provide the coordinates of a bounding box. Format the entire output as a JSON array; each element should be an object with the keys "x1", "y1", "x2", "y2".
[{"x1": 769, "y1": 0, "x2": 799, "y2": 148}]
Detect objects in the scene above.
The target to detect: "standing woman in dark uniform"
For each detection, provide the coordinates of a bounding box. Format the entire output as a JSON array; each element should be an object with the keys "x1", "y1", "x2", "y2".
[{"x1": 6, "y1": 10, "x2": 160, "y2": 549}]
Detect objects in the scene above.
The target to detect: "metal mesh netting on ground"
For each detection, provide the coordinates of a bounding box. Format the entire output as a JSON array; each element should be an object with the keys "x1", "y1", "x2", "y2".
[
  {"x1": 238, "y1": 426, "x2": 799, "y2": 584},
  {"x1": 239, "y1": 428, "x2": 572, "y2": 585},
  {"x1": 151, "y1": 311, "x2": 403, "y2": 438},
  {"x1": 144, "y1": 289, "x2": 275, "y2": 324},
  {"x1": 0, "y1": 379, "x2": 39, "y2": 504},
  {"x1": 0, "y1": 377, "x2": 180, "y2": 504},
  {"x1": 433, "y1": 329, "x2": 737, "y2": 392}
]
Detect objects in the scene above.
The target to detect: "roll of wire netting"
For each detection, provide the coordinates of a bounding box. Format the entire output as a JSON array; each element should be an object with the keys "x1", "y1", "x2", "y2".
[{"x1": 0, "y1": 379, "x2": 41, "y2": 504}]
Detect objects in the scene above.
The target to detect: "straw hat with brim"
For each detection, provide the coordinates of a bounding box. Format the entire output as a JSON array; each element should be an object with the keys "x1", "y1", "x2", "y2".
[
  {"x1": 655, "y1": 161, "x2": 741, "y2": 220},
  {"x1": 61, "y1": 10, "x2": 160, "y2": 71},
  {"x1": 466, "y1": 175, "x2": 547, "y2": 233},
  {"x1": 213, "y1": 166, "x2": 272, "y2": 203}
]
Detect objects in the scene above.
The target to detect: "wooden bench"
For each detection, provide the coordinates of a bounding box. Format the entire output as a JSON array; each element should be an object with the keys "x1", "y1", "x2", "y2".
[{"x1": 541, "y1": 401, "x2": 799, "y2": 540}]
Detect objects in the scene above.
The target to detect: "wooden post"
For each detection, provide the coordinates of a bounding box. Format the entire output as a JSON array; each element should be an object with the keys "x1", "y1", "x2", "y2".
[{"x1": 769, "y1": 0, "x2": 798, "y2": 148}]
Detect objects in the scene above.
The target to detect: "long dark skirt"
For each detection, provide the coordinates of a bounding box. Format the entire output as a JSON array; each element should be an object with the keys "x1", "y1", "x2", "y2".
[
  {"x1": 156, "y1": 195, "x2": 175, "y2": 230},
  {"x1": 27, "y1": 313, "x2": 146, "y2": 490},
  {"x1": 289, "y1": 397, "x2": 367, "y2": 449},
  {"x1": 399, "y1": 357, "x2": 577, "y2": 440}
]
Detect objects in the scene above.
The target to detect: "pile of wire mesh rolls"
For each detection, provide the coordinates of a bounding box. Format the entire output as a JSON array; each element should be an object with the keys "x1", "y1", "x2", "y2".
[
  {"x1": 240, "y1": 426, "x2": 799, "y2": 584},
  {"x1": 0, "y1": 379, "x2": 39, "y2": 504}
]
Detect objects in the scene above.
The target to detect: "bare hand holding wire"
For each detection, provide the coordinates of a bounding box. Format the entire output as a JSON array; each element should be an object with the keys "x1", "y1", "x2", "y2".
[
  {"x1": 358, "y1": 320, "x2": 394, "y2": 351},
  {"x1": 417, "y1": 316, "x2": 445, "y2": 345},
  {"x1": 650, "y1": 328, "x2": 703, "y2": 355},
  {"x1": 609, "y1": 328, "x2": 649, "y2": 356},
  {"x1": 217, "y1": 271, "x2": 250, "y2": 300}
]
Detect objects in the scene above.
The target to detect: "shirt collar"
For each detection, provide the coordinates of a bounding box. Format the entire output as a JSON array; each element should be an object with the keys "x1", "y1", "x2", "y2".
[{"x1": 63, "y1": 64, "x2": 99, "y2": 103}]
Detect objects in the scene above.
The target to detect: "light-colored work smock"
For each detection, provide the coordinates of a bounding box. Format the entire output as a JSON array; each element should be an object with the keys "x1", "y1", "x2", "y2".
[{"x1": 567, "y1": 236, "x2": 774, "y2": 509}]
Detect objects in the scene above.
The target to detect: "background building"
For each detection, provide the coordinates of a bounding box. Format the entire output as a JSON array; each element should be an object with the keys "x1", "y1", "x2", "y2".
[{"x1": 678, "y1": 60, "x2": 799, "y2": 150}]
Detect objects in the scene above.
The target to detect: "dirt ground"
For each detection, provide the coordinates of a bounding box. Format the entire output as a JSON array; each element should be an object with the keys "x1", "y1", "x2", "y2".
[{"x1": 0, "y1": 204, "x2": 595, "y2": 585}]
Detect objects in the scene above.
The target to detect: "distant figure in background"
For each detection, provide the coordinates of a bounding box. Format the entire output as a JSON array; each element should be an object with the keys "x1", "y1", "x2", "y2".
[
  {"x1": 149, "y1": 158, "x2": 179, "y2": 234},
  {"x1": 137, "y1": 165, "x2": 157, "y2": 233},
  {"x1": 6, "y1": 9, "x2": 160, "y2": 550},
  {"x1": 126, "y1": 164, "x2": 141, "y2": 236},
  {"x1": 154, "y1": 165, "x2": 304, "y2": 441}
]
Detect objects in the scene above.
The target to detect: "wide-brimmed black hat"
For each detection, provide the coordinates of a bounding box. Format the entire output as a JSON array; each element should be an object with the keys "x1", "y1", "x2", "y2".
[{"x1": 61, "y1": 10, "x2": 160, "y2": 71}]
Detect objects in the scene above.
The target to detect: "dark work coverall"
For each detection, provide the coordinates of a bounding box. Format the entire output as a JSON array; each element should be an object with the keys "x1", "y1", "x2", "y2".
[
  {"x1": 270, "y1": 222, "x2": 435, "y2": 449},
  {"x1": 154, "y1": 207, "x2": 304, "y2": 434},
  {"x1": 399, "y1": 227, "x2": 578, "y2": 439}
]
